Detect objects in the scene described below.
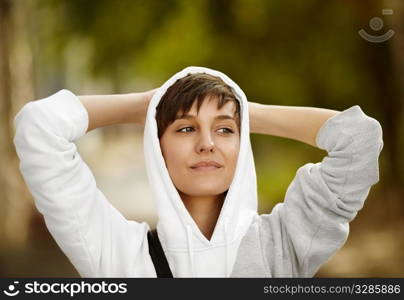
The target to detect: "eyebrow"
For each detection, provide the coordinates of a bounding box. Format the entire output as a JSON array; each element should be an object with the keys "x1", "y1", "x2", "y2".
[{"x1": 175, "y1": 114, "x2": 237, "y2": 122}]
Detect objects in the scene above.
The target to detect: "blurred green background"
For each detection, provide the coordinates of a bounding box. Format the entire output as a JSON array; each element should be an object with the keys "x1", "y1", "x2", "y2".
[{"x1": 1, "y1": 0, "x2": 403, "y2": 277}]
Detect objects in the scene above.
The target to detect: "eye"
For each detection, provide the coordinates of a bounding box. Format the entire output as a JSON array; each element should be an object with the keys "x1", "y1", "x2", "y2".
[
  {"x1": 218, "y1": 127, "x2": 234, "y2": 134},
  {"x1": 176, "y1": 127, "x2": 234, "y2": 134},
  {"x1": 177, "y1": 127, "x2": 194, "y2": 133}
]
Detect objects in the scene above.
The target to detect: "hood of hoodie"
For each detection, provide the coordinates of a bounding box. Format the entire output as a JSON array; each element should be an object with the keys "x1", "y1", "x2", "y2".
[{"x1": 143, "y1": 66, "x2": 258, "y2": 277}]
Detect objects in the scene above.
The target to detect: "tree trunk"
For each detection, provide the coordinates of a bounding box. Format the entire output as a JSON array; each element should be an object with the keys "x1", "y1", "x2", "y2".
[
  {"x1": 0, "y1": 0, "x2": 36, "y2": 250},
  {"x1": 0, "y1": 0, "x2": 13, "y2": 251}
]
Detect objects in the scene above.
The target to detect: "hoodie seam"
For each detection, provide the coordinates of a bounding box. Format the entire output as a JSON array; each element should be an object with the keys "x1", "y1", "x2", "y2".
[
  {"x1": 300, "y1": 223, "x2": 322, "y2": 277},
  {"x1": 73, "y1": 202, "x2": 97, "y2": 277},
  {"x1": 258, "y1": 217, "x2": 271, "y2": 276},
  {"x1": 299, "y1": 125, "x2": 357, "y2": 277},
  {"x1": 68, "y1": 100, "x2": 97, "y2": 277},
  {"x1": 53, "y1": 135, "x2": 97, "y2": 277}
]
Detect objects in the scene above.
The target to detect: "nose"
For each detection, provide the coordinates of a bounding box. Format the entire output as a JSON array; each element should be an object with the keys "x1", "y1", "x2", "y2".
[{"x1": 196, "y1": 130, "x2": 215, "y2": 153}]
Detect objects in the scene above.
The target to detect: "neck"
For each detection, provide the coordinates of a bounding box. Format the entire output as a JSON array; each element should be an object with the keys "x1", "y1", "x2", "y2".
[{"x1": 179, "y1": 191, "x2": 226, "y2": 241}]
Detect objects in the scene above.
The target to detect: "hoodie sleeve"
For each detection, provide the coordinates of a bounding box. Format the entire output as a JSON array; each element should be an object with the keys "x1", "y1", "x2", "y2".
[
  {"x1": 259, "y1": 105, "x2": 383, "y2": 277},
  {"x1": 13, "y1": 89, "x2": 154, "y2": 277}
]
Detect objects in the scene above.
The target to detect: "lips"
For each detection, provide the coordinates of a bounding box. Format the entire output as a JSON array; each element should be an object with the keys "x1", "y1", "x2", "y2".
[{"x1": 190, "y1": 160, "x2": 223, "y2": 170}]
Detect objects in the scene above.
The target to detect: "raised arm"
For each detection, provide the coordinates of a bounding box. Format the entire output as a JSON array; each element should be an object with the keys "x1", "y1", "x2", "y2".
[
  {"x1": 248, "y1": 103, "x2": 383, "y2": 277},
  {"x1": 248, "y1": 102, "x2": 340, "y2": 147},
  {"x1": 13, "y1": 89, "x2": 157, "y2": 277},
  {"x1": 79, "y1": 88, "x2": 157, "y2": 132}
]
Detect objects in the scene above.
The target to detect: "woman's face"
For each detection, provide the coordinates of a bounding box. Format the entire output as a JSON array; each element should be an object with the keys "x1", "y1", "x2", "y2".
[{"x1": 159, "y1": 95, "x2": 240, "y2": 198}]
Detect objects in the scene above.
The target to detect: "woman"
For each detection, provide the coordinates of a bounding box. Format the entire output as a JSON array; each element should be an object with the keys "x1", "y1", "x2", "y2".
[{"x1": 13, "y1": 66, "x2": 383, "y2": 277}]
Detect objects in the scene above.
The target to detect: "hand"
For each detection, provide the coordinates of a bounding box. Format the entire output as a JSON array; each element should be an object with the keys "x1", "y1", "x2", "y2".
[
  {"x1": 142, "y1": 88, "x2": 158, "y2": 104},
  {"x1": 135, "y1": 88, "x2": 158, "y2": 126}
]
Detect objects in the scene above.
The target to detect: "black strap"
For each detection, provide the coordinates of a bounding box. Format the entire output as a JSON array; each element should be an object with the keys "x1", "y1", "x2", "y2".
[{"x1": 147, "y1": 229, "x2": 173, "y2": 278}]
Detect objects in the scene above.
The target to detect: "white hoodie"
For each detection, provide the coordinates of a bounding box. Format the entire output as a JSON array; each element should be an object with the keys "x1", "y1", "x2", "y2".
[
  {"x1": 143, "y1": 66, "x2": 257, "y2": 277},
  {"x1": 13, "y1": 66, "x2": 383, "y2": 277}
]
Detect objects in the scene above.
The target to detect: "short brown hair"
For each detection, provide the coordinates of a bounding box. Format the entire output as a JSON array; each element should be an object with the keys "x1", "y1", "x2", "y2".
[{"x1": 156, "y1": 73, "x2": 241, "y2": 139}]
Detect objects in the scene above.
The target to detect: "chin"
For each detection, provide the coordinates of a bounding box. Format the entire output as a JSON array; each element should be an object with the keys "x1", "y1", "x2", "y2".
[{"x1": 184, "y1": 186, "x2": 228, "y2": 197}]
